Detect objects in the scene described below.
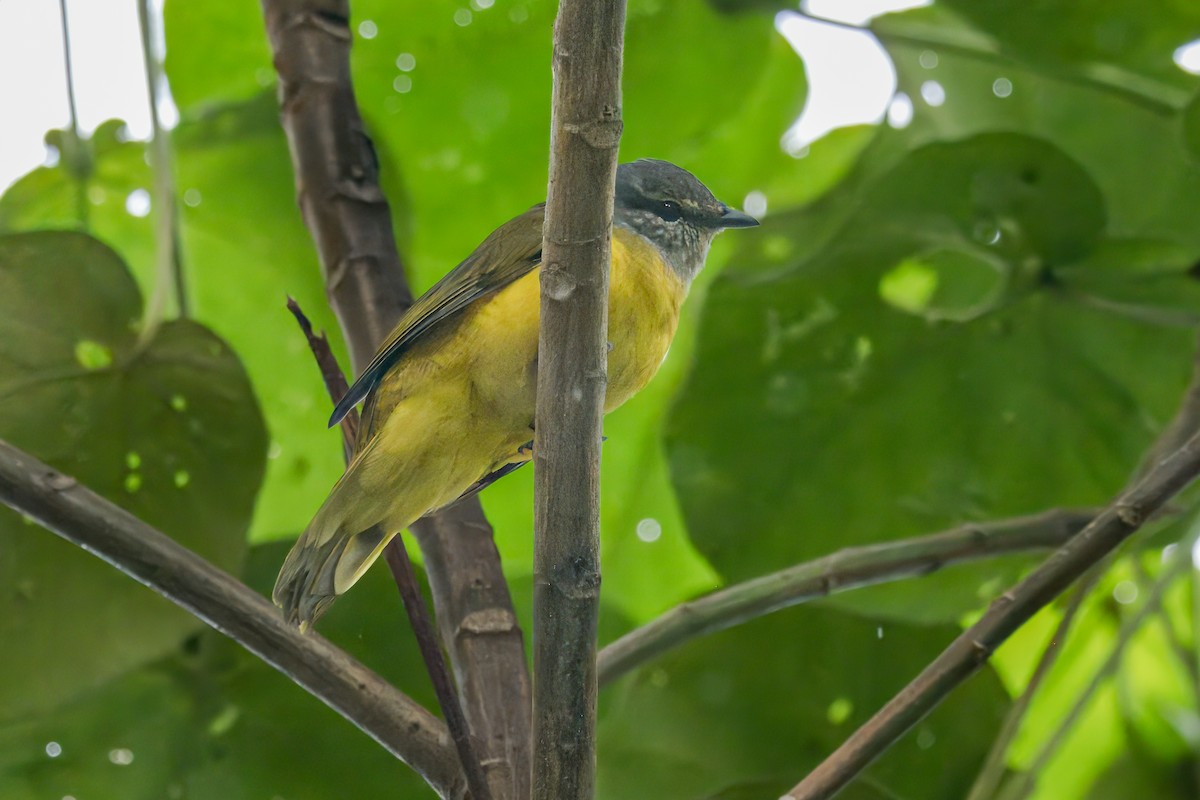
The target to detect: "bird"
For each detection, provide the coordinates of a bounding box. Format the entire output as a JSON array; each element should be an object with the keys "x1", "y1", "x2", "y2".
[{"x1": 273, "y1": 158, "x2": 758, "y2": 629}]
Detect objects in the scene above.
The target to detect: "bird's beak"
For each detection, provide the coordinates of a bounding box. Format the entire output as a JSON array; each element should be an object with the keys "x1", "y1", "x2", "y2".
[{"x1": 715, "y1": 206, "x2": 759, "y2": 229}]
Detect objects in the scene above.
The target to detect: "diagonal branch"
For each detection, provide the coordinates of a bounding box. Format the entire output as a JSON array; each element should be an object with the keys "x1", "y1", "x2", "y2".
[
  {"x1": 286, "y1": 296, "x2": 358, "y2": 458},
  {"x1": 784, "y1": 430, "x2": 1200, "y2": 800},
  {"x1": 260, "y1": 3, "x2": 532, "y2": 797},
  {"x1": 597, "y1": 508, "x2": 1096, "y2": 686},
  {"x1": 964, "y1": 569, "x2": 1100, "y2": 800},
  {"x1": 532, "y1": 0, "x2": 626, "y2": 796},
  {"x1": 0, "y1": 439, "x2": 464, "y2": 800}
]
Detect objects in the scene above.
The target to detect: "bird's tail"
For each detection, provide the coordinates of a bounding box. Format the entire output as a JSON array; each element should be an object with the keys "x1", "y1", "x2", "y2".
[{"x1": 272, "y1": 518, "x2": 395, "y2": 631}]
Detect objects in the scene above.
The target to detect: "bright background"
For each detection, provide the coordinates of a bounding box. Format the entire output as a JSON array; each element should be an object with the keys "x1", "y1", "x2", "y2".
[{"x1": 0, "y1": 0, "x2": 935, "y2": 194}]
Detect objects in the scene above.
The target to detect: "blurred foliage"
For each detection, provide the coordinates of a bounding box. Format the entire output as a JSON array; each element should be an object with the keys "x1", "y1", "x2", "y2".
[{"x1": 2, "y1": 0, "x2": 1200, "y2": 798}]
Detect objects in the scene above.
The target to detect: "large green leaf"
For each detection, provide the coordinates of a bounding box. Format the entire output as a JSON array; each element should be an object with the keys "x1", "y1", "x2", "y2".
[
  {"x1": 0, "y1": 541, "x2": 432, "y2": 799},
  {"x1": 597, "y1": 603, "x2": 1009, "y2": 799},
  {"x1": 934, "y1": 0, "x2": 1200, "y2": 93},
  {"x1": 668, "y1": 132, "x2": 1198, "y2": 623},
  {"x1": 0, "y1": 97, "x2": 351, "y2": 546},
  {"x1": 0, "y1": 231, "x2": 267, "y2": 720}
]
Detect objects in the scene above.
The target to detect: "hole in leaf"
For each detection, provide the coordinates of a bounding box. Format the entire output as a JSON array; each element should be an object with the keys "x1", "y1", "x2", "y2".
[
  {"x1": 74, "y1": 339, "x2": 113, "y2": 370},
  {"x1": 879, "y1": 247, "x2": 1006, "y2": 322},
  {"x1": 827, "y1": 697, "x2": 853, "y2": 725}
]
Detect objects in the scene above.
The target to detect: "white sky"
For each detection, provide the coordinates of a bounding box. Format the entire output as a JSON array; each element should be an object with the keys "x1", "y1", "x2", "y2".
[{"x1": 0, "y1": 0, "x2": 931, "y2": 195}]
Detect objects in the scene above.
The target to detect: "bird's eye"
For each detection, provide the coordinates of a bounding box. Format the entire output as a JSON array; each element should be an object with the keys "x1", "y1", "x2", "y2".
[{"x1": 657, "y1": 200, "x2": 682, "y2": 222}]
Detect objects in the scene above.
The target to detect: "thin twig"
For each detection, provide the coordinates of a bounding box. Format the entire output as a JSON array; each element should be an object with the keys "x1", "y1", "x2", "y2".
[
  {"x1": 260, "y1": 4, "x2": 532, "y2": 795},
  {"x1": 286, "y1": 296, "x2": 358, "y2": 459},
  {"x1": 136, "y1": 0, "x2": 188, "y2": 327},
  {"x1": 785, "y1": 430, "x2": 1200, "y2": 800},
  {"x1": 964, "y1": 568, "x2": 1101, "y2": 800},
  {"x1": 996, "y1": 527, "x2": 1200, "y2": 800},
  {"x1": 531, "y1": 0, "x2": 626, "y2": 795},
  {"x1": 1131, "y1": 552, "x2": 1200, "y2": 693},
  {"x1": 0, "y1": 439, "x2": 464, "y2": 799},
  {"x1": 56, "y1": 0, "x2": 88, "y2": 227},
  {"x1": 385, "y1": 534, "x2": 493, "y2": 800},
  {"x1": 598, "y1": 508, "x2": 1096, "y2": 686},
  {"x1": 285, "y1": 298, "x2": 488, "y2": 799}
]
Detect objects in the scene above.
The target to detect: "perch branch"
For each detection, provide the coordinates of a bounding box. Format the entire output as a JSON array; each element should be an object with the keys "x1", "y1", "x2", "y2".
[
  {"x1": 0, "y1": 439, "x2": 464, "y2": 800},
  {"x1": 532, "y1": 0, "x2": 625, "y2": 797},
  {"x1": 261, "y1": 3, "x2": 531, "y2": 796},
  {"x1": 785, "y1": 430, "x2": 1200, "y2": 800},
  {"x1": 598, "y1": 508, "x2": 1096, "y2": 686}
]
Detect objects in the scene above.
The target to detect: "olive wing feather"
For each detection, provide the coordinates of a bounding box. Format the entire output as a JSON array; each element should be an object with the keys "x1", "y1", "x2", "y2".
[{"x1": 328, "y1": 204, "x2": 546, "y2": 427}]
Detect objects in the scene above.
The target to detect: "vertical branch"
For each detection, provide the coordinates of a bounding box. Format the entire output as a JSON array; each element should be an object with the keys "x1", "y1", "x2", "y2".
[
  {"x1": 532, "y1": 0, "x2": 625, "y2": 797},
  {"x1": 136, "y1": 0, "x2": 188, "y2": 328},
  {"x1": 261, "y1": 3, "x2": 531, "y2": 797},
  {"x1": 56, "y1": 0, "x2": 88, "y2": 228}
]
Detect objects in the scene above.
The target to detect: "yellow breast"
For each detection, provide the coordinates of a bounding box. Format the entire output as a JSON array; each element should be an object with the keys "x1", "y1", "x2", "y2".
[
  {"x1": 363, "y1": 226, "x2": 686, "y2": 475},
  {"x1": 462, "y1": 226, "x2": 685, "y2": 426}
]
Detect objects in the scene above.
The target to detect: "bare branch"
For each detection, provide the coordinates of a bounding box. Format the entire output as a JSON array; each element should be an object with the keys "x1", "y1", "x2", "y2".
[
  {"x1": 261, "y1": 3, "x2": 532, "y2": 795},
  {"x1": 136, "y1": 0, "x2": 188, "y2": 326},
  {"x1": 784, "y1": 430, "x2": 1200, "y2": 800},
  {"x1": 532, "y1": 0, "x2": 625, "y2": 796},
  {"x1": 598, "y1": 508, "x2": 1096, "y2": 686},
  {"x1": 55, "y1": 0, "x2": 88, "y2": 227},
  {"x1": 0, "y1": 439, "x2": 465, "y2": 800}
]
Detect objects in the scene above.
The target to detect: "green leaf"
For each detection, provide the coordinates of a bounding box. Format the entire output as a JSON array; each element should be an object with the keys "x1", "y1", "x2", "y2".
[
  {"x1": 668, "y1": 133, "x2": 1196, "y2": 623},
  {"x1": 0, "y1": 231, "x2": 267, "y2": 720},
  {"x1": 597, "y1": 604, "x2": 1009, "y2": 799},
  {"x1": 0, "y1": 97, "x2": 349, "y2": 546},
  {"x1": 933, "y1": 0, "x2": 1200, "y2": 94},
  {"x1": 1183, "y1": 88, "x2": 1200, "y2": 164},
  {"x1": 877, "y1": 5, "x2": 1200, "y2": 248},
  {"x1": 0, "y1": 541, "x2": 433, "y2": 800}
]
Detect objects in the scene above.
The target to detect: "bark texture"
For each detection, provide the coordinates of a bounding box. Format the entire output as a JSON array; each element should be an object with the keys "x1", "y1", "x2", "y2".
[{"x1": 532, "y1": 0, "x2": 626, "y2": 797}]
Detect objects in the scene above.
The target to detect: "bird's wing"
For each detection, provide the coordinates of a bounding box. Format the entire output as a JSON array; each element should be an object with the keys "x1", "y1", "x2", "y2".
[{"x1": 328, "y1": 204, "x2": 546, "y2": 427}]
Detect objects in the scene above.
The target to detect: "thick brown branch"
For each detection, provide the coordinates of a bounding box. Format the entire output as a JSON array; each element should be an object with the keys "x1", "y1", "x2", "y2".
[
  {"x1": 261, "y1": 3, "x2": 531, "y2": 797},
  {"x1": 532, "y1": 0, "x2": 626, "y2": 797},
  {"x1": 597, "y1": 508, "x2": 1096, "y2": 686},
  {"x1": 0, "y1": 439, "x2": 464, "y2": 800},
  {"x1": 785, "y1": 430, "x2": 1200, "y2": 800}
]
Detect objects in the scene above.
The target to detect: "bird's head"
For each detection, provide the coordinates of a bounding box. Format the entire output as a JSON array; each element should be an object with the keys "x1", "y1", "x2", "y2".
[{"x1": 614, "y1": 159, "x2": 758, "y2": 282}]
